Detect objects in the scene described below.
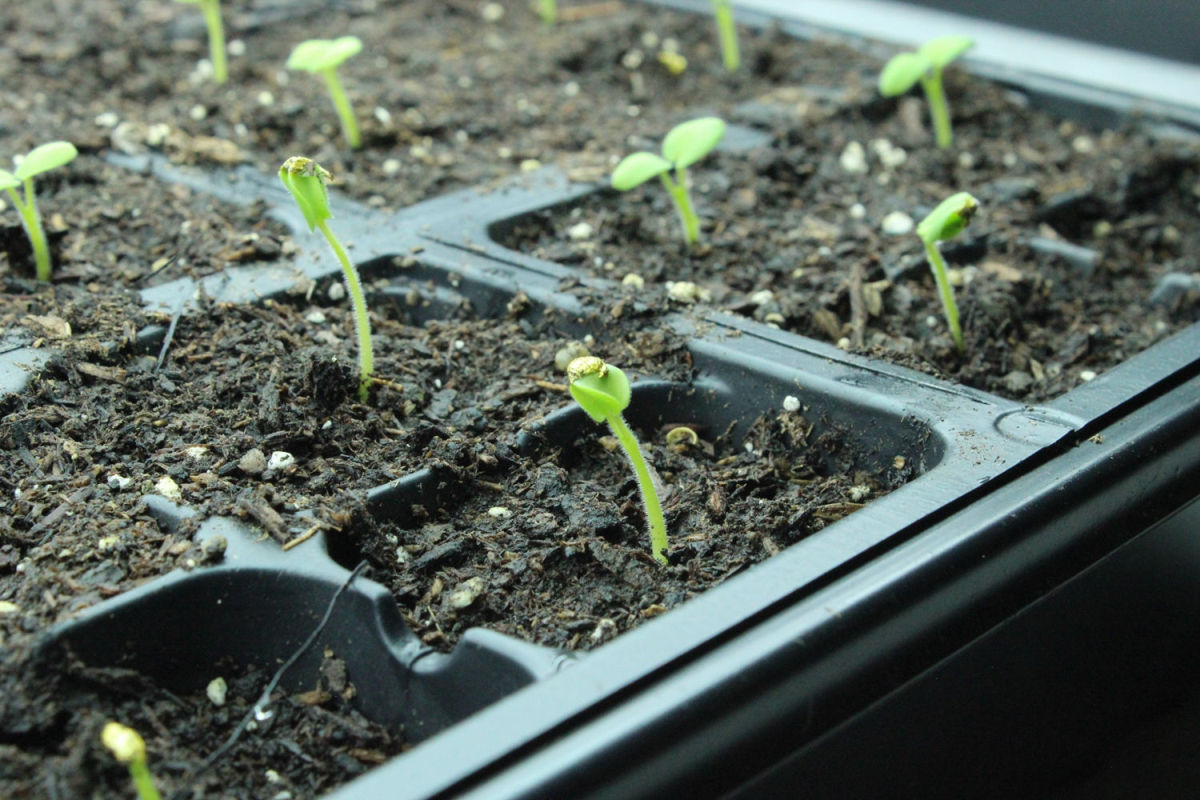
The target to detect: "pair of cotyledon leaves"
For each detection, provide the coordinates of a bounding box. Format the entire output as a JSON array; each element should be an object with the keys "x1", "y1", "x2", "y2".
[
  {"x1": 611, "y1": 117, "x2": 726, "y2": 191},
  {"x1": 878, "y1": 34, "x2": 973, "y2": 96},
  {"x1": 286, "y1": 35, "x2": 363, "y2": 74},
  {"x1": 0, "y1": 141, "x2": 78, "y2": 192}
]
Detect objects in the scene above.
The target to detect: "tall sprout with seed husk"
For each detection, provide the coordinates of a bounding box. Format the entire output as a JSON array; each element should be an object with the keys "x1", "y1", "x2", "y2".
[
  {"x1": 287, "y1": 36, "x2": 364, "y2": 150},
  {"x1": 611, "y1": 117, "x2": 726, "y2": 245},
  {"x1": 567, "y1": 356, "x2": 669, "y2": 565},
  {"x1": 879, "y1": 35, "x2": 973, "y2": 149},
  {"x1": 279, "y1": 157, "x2": 374, "y2": 401},
  {"x1": 711, "y1": 0, "x2": 739, "y2": 71},
  {"x1": 917, "y1": 191, "x2": 980, "y2": 354},
  {"x1": 101, "y1": 721, "x2": 162, "y2": 800},
  {"x1": 0, "y1": 141, "x2": 78, "y2": 282},
  {"x1": 174, "y1": 0, "x2": 227, "y2": 83}
]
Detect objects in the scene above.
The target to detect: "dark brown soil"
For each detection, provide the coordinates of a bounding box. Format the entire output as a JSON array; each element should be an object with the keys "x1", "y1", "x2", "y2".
[
  {"x1": 497, "y1": 75, "x2": 1200, "y2": 401},
  {"x1": 1, "y1": 1, "x2": 1196, "y2": 798}
]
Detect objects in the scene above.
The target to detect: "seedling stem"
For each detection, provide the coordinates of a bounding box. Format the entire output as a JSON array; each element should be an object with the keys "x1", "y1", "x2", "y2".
[
  {"x1": 317, "y1": 216, "x2": 374, "y2": 399},
  {"x1": 0, "y1": 141, "x2": 78, "y2": 282},
  {"x1": 539, "y1": 0, "x2": 556, "y2": 25},
  {"x1": 879, "y1": 36, "x2": 973, "y2": 149},
  {"x1": 711, "y1": 0, "x2": 740, "y2": 71},
  {"x1": 175, "y1": 0, "x2": 227, "y2": 83},
  {"x1": 917, "y1": 191, "x2": 979, "y2": 354},
  {"x1": 611, "y1": 117, "x2": 726, "y2": 245},
  {"x1": 279, "y1": 157, "x2": 374, "y2": 401},
  {"x1": 287, "y1": 37, "x2": 364, "y2": 150},
  {"x1": 101, "y1": 722, "x2": 161, "y2": 800},
  {"x1": 661, "y1": 169, "x2": 699, "y2": 244},
  {"x1": 567, "y1": 357, "x2": 668, "y2": 564}
]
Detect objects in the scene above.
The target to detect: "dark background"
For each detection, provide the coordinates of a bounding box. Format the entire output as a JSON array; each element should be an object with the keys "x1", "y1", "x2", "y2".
[{"x1": 901, "y1": 0, "x2": 1200, "y2": 63}]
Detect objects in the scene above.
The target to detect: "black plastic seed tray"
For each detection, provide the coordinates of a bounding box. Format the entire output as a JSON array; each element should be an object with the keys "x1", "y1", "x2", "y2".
[{"x1": 9, "y1": 1, "x2": 1200, "y2": 798}]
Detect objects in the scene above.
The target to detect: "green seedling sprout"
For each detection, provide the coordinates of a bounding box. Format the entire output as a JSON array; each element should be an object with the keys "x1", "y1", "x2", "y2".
[
  {"x1": 101, "y1": 721, "x2": 162, "y2": 800},
  {"x1": 287, "y1": 36, "x2": 364, "y2": 150},
  {"x1": 279, "y1": 157, "x2": 374, "y2": 401},
  {"x1": 0, "y1": 141, "x2": 78, "y2": 282},
  {"x1": 879, "y1": 35, "x2": 973, "y2": 149},
  {"x1": 916, "y1": 191, "x2": 979, "y2": 354},
  {"x1": 611, "y1": 117, "x2": 726, "y2": 245},
  {"x1": 711, "y1": 0, "x2": 740, "y2": 72},
  {"x1": 567, "y1": 356, "x2": 668, "y2": 565},
  {"x1": 538, "y1": 0, "x2": 556, "y2": 25},
  {"x1": 174, "y1": 0, "x2": 227, "y2": 84}
]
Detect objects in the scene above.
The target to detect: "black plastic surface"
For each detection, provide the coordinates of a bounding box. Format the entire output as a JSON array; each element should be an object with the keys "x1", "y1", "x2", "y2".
[{"x1": 10, "y1": 1, "x2": 1198, "y2": 798}]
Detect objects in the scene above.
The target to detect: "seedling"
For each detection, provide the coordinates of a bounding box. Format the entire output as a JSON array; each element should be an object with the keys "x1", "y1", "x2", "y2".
[
  {"x1": 879, "y1": 35, "x2": 973, "y2": 149},
  {"x1": 711, "y1": 0, "x2": 740, "y2": 72},
  {"x1": 611, "y1": 117, "x2": 726, "y2": 245},
  {"x1": 538, "y1": 0, "x2": 556, "y2": 25},
  {"x1": 174, "y1": 0, "x2": 227, "y2": 84},
  {"x1": 101, "y1": 721, "x2": 162, "y2": 800},
  {"x1": 279, "y1": 157, "x2": 374, "y2": 401},
  {"x1": 0, "y1": 141, "x2": 78, "y2": 282},
  {"x1": 567, "y1": 356, "x2": 668, "y2": 565},
  {"x1": 287, "y1": 36, "x2": 364, "y2": 150},
  {"x1": 917, "y1": 191, "x2": 980, "y2": 353}
]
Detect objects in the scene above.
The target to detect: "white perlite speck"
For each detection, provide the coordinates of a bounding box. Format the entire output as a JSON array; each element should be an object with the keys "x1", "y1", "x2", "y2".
[
  {"x1": 667, "y1": 281, "x2": 711, "y2": 304},
  {"x1": 206, "y1": 677, "x2": 228, "y2": 707},
  {"x1": 749, "y1": 289, "x2": 775, "y2": 306},
  {"x1": 839, "y1": 141, "x2": 868, "y2": 174},
  {"x1": 267, "y1": 451, "x2": 296, "y2": 471},
  {"x1": 567, "y1": 221, "x2": 594, "y2": 240},
  {"x1": 848, "y1": 485, "x2": 871, "y2": 502},
  {"x1": 881, "y1": 211, "x2": 914, "y2": 236},
  {"x1": 782, "y1": 395, "x2": 801, "y2": 412},
  {"x1": 870, "y1": 138, "x2": 907, "y2": 168},
  {"x1": 448, "y1": 577, "x2": 486, "y2": 609},
  {"x1": 154, "y1": 476, "x2": 182, "y2": 501}
]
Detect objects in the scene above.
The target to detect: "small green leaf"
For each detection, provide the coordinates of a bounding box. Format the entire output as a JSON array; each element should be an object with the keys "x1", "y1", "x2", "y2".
[
  {"x1": 287, "y1": 36, "x2": 363, "y2": 73},
  {"x1": 661, "y1": 117, "x2": 726, "y2": 170},
  {"x1": 14, "y1": 141, "x2": 78, "y2": 181},
  {"x1": 612, "y1": 152, "x2": 673, "y2": 191},
  {"x1": 920, "y1": 35, "x2": 974, "y2": 69},
  {"x1": 917, "y1": 191, "x2": 979, "y2": 245},
  {"x1": 879, "y1": 52, "x2": 931, "y2": 96},
  {"x1": 567, "y1": 358, "x2": 631, "y2": 423},
  {"x1": 279, "y1": 156, "x2": 333, "y2": 232},
  {"x1": 0, "y1": 170, "x2": 18, "y2": 192}
]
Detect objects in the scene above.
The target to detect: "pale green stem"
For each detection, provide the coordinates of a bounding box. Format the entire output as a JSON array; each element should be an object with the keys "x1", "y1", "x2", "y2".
[
  {"x1": 539, "y1": 0, "x2": 556, "y2": 24},
  {"x1": 711, "y1": 0, "x2": 740, "y2": 72},
  {"x1": 128, "y1": 761, "x2": 162, "y2": 800},
  {"x1": 321, "y1": 68, "x2": 361, "y2": 150},
  {"x1": 316, "y1": 219, "x2": 374, "y2": 400},
  {"x1": 7, "y1": 183, "x2": 51, "y2": 282},
  {"x1": 659, "y1": 169, "x2": 699, "y2": 244},
  {"x1": 606, "y1": 413, "x2": 668, "y2": 564},
  {"x1": 923, "y1": 239, "x2": 964, "y2": 353},
  {"x1": 200, "y1": 0, "x2": 227, "y2": 84},
  {"x1": 920, "y1": 70, "x2": 952, "y2": 149}
]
